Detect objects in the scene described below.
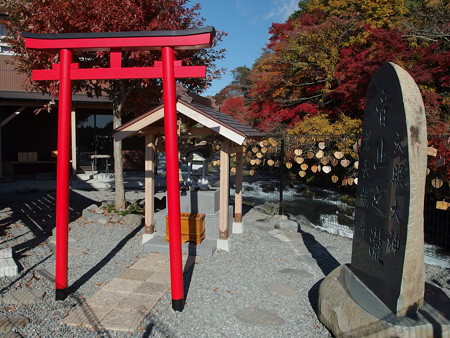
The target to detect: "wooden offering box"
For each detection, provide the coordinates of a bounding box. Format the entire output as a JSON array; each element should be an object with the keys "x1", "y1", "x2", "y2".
[{"x1": 165, "y1": 213, "x2": 205, "y2": 244}]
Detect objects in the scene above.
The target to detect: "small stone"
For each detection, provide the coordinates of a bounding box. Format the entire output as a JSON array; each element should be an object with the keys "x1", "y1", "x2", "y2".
[
  {"x1": 2, "y1": 289, "x2": 45, "y2": 306},
  {"x1": 123, "y1": 213, "x2": 143, "y2": 226},
  {"x1": 97, "y1": 217, "x2": 109, "y2": 225},
  {"x1": 68, "y1": 246, "x2": 89, "y2": 256},
  {"x1": 265, "y1": 282, "x2": 299, "y2": 297},
  {"x1": 274, "y1": 219, "x2": 299, "y2": 232},
  {"x1": 235, "y1": 307, "x2": 284, "y2": 326},
  {"x1": 273, "y1": 234, "x2": 291, "y2": 242},
  {"x1": 0, "y1": 315, "x2": 29, "y2": 333}
]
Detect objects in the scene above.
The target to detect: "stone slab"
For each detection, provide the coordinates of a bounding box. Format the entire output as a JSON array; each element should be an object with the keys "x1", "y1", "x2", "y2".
[
  {"x1": 0, "y1": 315, "x2": 29, "y2": 333},
  {"x1": 118, "y1": 268, "x2": 154, "y2": 281},
  {"x1": 131, "y1": 281, "x2": 169, "y2": 297},
  {"x1": 62, "y1": 304, "x2": 111, "y2": 329},
  {"x1": 85, "y1": 290, "x2": 126, "y2": 308},
  {"x1": 99, "y1": 309, "x2": 144, "y2": 332},
  {"x1": 265, "y1": 282, "x2": 299, "y2": 298},
  {"x1": 145, "y1": 235, "x2": 217, "y2": 256},
  {"x1": 318, "y1": 265, "x2": 450, "y2": 337},
  {"x1": 0, "y1": 258, "x2": 18, "y2": 277},
  {"x1": 0, "y1": 248, "x2": 12, "y2": 259},
  {"x1": 117, "y1": 294, "x2": 159, "y2": 312},
  {"x1": 2, "y1": 289, "x2": 45, "y2": 306},
  {"x1": 102, "y1": 278, "x2": 143, "y2": 294}
]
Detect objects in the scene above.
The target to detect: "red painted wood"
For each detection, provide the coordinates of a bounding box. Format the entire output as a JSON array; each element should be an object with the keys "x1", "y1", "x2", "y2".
[
  {"x1": 110, "y1": 49, "x2": 122, "y2": 68},
  {"x1": 24, "y1": 33, "x2": 212, "y2": 51},
  {"x1": 55, "y1": 49, "x2": 72, "y2": 294},
  {"x1": 162, "y1": 46, "x2": 184, "y2": 310},
  {"x1": 32, "y1": 65, "x2": 206, "y2": 81},
  {"x1": 24, "y1": 27, "x2": 215, "y2": 310}
]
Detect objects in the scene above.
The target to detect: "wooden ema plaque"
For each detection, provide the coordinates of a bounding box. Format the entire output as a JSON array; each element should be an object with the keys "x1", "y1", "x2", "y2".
[{"x1": 165, "y1": 213, "x2": 205, "y2": 244}]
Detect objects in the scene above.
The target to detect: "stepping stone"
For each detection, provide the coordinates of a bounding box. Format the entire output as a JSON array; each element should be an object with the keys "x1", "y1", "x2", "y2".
[
  {"x1": 273, "y1": 234, "x2": 291, "y2": 242},
  {"x1": 279, "y1": 268, "x2": 315, "y2": 279},
  {"x1": 68, "y1": 246, "x2": 89, "y2": 256},
  {"x1": 35, "y1": 269, "x2": 54, "y2": 281},
  {"x1": 1, "y1": 331, "x2": 23, "y2": 337},
  {"x1": 274, "y1": 219, "x2": 299, "y2": 232},
  {"x1": 0, "y1": 315, "x2": 29, "y2": 333},
  {"x1": 297, "y1": 255, "x2": 317, "y2": 265},
  {"x1": 265, "y1": 282, "x2": 299, "y2": 297},
  {"x1": 118, "y1": 268, "x2": 154, "y2": 282},
  {"x1": 0, "y1": 258, "x2": 18, "y2": 277},
  {"x1": 122, "y1": 213, "x2": 143, "y2": 226},
  {"x1": 235, "y1": 307, "x2": 284, "y2": 326},
  {"x1": 259, "y1": 235, "x2": 281, "y2": 243},
  {"x1": 0, "y1": 248, "x2": 13, "y2": 259},
  {"x1": 2, "y1": 289, "x2": 46, "y2": 306}
]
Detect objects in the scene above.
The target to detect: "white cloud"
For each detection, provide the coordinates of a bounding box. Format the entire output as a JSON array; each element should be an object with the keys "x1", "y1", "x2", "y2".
[{"x1": 264, "y1": 0, "x2": 299, "y2": 22}]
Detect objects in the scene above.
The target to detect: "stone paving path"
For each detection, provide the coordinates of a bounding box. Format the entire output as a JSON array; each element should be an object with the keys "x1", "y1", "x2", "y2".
[{"x1": 62, "y1": 252, "x2": 191, "y2": 332}]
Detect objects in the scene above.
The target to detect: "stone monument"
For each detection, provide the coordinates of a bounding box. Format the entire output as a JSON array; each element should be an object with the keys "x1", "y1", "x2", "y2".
[{"x1": 317, "y1": 63, "x2": 450, "y2": 337}]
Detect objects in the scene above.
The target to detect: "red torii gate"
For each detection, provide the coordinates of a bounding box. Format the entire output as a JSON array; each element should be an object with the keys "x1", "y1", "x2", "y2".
[{"x1": 22, "y1": 27, "x2": 216, "y2": 311}]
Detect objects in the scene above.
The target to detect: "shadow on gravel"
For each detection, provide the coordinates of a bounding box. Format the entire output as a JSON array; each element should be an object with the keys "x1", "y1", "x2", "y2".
[
  {"x1": 183, "y1": 243, "x2": 197, "y2": 302},
  {"x1": 298, "y1": 227, "x2": 340, "y2": 276},
  {"x1": 308, "y1": 278, "x2": 324, "y2": 312},
  {"x1": 0, "y1": 190, "x2": 95, "y2": 259},
  {"x1": 141, "y1": 313, "x2": 175, "y2": 337},
  {"x1": 68, "y1": 222, "x2": 144, "y2": 295}
]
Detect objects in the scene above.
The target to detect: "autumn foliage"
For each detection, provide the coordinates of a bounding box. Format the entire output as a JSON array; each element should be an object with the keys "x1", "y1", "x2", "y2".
[{"x1": 216, "y1": 0, "x2": 449, "y2": 135}]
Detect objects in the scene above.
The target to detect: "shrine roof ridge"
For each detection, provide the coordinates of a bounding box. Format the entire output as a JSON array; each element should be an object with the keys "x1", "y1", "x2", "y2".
[{"x1": 21, "y1": 26, "x2": 215, "y2": 40}]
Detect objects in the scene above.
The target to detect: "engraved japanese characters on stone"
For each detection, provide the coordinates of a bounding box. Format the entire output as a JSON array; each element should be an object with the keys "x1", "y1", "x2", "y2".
[
  {"x1": 392, "y1": 164, "x2": 405, "y2": 188},
  {"x1": 359, "y1": 187, "x2": 369, "y2": 208},
  {"x1": 376, "y1": 89, "x2": 389, "y2": 127},
  {"x1": 390, "y1": 198, "x2": 401, "y2": 223},
  {"x1": 374, "y1": 138, "x2": 387, "y2": 169},
  {"x1": 387, "y1": 230, "x2": 400, "y2": 256},
  {"x1": 359, "y1": 213, "x2": 367, "y2": 236},
  {"x1": 371, "y1": 186, "x2": 384, "y2": 215},
  {"x1": 393, "y1": 131, "x2": 404, "y2": 154},
  {"x1": 361, "y1": 160, "x2": 370, "y2": 178},
  {"x1": 362, "y1": 129, "x2": 372, "y2": 151},
  {"x1": 369, "y1": 227, "x2": 383, "y2": 264}
]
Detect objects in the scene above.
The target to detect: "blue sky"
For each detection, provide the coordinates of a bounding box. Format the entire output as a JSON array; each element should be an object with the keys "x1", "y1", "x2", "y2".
[{"x1": 196, "y1": 0, "x2": 299, "y2": 96}]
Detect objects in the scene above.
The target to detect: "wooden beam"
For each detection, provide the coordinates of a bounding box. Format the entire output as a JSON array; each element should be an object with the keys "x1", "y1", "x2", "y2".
[
  {"x1": 234, "y1": 146, "x2": 244, "y2": 223},
  {"x1": 187, "y1": 127, "x2": 214, "y2": 136},
  {"x1": 229, "y1": 145, "x2": 244, "y2": 154},
  {"x1": 113, "y1": 107, "x2": 164, "y2": 141},
  {"x1": 219, "y1": 139, "x2": 230, "y2": 239},
  {"x1": 144, "y1": 134, "x2": 156, "y2": 235},
  {"x1": 0, "y1": 107, "x2": 26, "y2": 127}
]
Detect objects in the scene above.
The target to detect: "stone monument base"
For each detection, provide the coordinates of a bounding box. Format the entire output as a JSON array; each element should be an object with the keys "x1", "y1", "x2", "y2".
[{"x1": 317, "y1": 265, "x2": 450, "y2": 337}]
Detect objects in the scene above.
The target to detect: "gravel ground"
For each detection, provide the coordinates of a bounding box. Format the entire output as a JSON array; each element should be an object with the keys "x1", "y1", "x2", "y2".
[{"x1": 0, "y1": 188, "x2": 449, "y2": 337}]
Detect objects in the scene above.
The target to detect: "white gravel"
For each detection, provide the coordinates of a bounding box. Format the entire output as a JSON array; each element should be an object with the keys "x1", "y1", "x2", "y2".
[{"x1": 0, "y1": 188, "x2": 449, "y2": 337}]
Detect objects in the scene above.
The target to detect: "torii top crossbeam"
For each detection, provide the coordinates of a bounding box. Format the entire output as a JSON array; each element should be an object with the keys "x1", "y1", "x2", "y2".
[
  {"x1": 22, "y1": 26, "x2": 216, "y2": 312},
  {"x1": 22, "y1": 26, "x2": 215, "y2": 50}
]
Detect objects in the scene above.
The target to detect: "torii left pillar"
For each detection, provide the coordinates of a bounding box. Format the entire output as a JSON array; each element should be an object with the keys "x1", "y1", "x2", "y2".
[{"x1": 22, "y1": 27, "x2": 216, "y2": 311}]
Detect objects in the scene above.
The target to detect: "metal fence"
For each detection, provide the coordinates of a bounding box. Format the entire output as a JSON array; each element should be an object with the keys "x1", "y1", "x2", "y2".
[{"x1": 240, "y1": 134, "x2": 449, "y2": 262}]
